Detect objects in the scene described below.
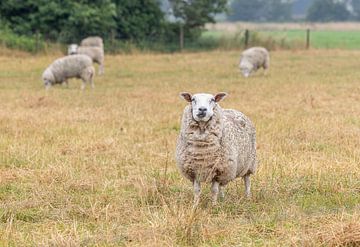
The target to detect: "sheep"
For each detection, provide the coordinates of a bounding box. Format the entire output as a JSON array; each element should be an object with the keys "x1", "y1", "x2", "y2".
[
  {"x1": 80, "y1": 36, "x2": 103, "y2": 48},
  {"x1": 239, "y1": 47, "x2": 270, "y2": 77},
  {"x1": 68, "y1": 44, "x2": 104, "y2": 75},
  {"x1": 42, "y1": 55, "x2": 95, "y2": 90},
  {"x1": 175, "y1": 92, "x2": 257, "y2": 205}
]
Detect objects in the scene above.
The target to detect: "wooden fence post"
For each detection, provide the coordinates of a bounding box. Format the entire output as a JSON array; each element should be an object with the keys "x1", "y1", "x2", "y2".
[
  {"x1": 244, "y1": 29, "x2": 249, "y2": 48},
  {"x1": 306, "y1": 29, "x2": 310, "y2": 49}
]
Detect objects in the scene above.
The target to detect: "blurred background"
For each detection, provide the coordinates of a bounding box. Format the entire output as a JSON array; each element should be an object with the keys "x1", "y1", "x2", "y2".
[{"x1": 0, "y1": 0, "x2": 360, "y2": 53}]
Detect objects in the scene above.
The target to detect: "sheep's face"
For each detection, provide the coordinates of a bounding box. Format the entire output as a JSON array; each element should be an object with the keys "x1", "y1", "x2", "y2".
[
  {"x1": 180, "y1": 92, "x2": 227, "y2": 122},
  {"x1": 239, "y1": 60, "x2": 253, "y2": 78},
  {"x1": 68, "y1": 44, "x2": 78, "y2": 55},
  {"x1": 42, "y1": 68, "x2": 54, "y2": 90}
]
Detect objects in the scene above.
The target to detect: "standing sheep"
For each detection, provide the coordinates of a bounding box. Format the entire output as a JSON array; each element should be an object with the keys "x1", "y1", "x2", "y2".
[
  {"x1": 42, "y1": 55, "x2": 95, "y2": 90},
  {"x1": 68, "y1": 44, "x2": 104, "y2": 75},
  {"x1": 239, "y1": 47, "x2": 270, "y2": 77},
  {"x1": 176, "y1": 92, "x2": 257, "y2": 205},
  {"x1": 80, "y1": 36, "x2": 103, "y2": 48}
]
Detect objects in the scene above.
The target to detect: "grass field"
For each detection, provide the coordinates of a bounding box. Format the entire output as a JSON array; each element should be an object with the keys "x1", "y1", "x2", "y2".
[
  {"x1": 202, "y1": 29, "x2": 360, "y2": 50},
  {"x1": 204, "y1": 22, "x2": 360, "y2": 50},
  {"x1": 0, "y1": 49, "x2": 360, "y2": 246}
]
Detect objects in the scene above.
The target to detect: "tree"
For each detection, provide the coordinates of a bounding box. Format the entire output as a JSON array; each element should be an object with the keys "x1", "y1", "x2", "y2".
[
  {"x1": 306, "y1": 0, "x2": 350, "y2": 22},
  {"x1": 350, "y1": 0, "x2": 360, "y2": 20},
  {"x1": 227, "y1": 0, "x2": 265, "y2": 21},
  {"x1": 227, "y1": 0, "x2": 293, "y2": 22},
  {"x1": 169, "y1": 0, "x2": 227, "y2": 28},
  {"x1": 0, "y1": 0, "x2": 117, "y2": 42},
  {"x1": 112, "y1": 0, "x2": 166, "y2": 41}
]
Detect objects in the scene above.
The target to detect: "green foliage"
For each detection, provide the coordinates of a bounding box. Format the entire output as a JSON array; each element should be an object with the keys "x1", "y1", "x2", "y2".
[
  {"x1": 169, "y1": 0, "x2": 227, "y2": 28},
  {"x1": 0, "y1": 22, "x2": 45, "y2": 53},
  {"x1": 228, "y1": 0, "x2": 293, "y2": 22},
  {"x1": 306, "y1": 0, "x2": 350, "y2": 22},
  {"x1": 0, "y1": 0, "x2": 117, "y2": 43},
  {"x1": 113, "y1": 0, "x2": 166, "y2": 42},
  {"x1": 60, "y1": 0, "x2": 117, "y2": 43}
]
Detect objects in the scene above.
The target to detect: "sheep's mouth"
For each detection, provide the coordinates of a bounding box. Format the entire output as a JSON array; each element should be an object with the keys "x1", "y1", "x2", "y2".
[{"x1": 196, "y1": 113, "x2": 206, "y2": 119}]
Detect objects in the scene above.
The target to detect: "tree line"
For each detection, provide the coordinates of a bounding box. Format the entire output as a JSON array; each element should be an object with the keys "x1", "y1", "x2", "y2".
[
  {"x1": 228, "y1": 0, "x2": 360, "y2": 22},
  {"x1": 0, "y1": 0, "x2": 226, "y2": 44}
]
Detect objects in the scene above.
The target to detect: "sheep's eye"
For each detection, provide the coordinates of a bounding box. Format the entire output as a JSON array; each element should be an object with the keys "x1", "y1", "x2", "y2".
[
  {"x1": 210, "y1": 98, "x2": 215, "y2": 103},
  {"x1": 191, "y1": 98, "x2": 195, "y2": 102}
]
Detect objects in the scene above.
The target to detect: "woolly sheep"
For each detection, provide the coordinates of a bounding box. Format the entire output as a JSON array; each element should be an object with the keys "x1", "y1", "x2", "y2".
[
  {"x1": 68, "y1": 44, "x2": 104, "y2": 75},
  {"x1": 239, "y1": 47, "x2": 270, "y2": 77},
  {"x1": 80, "y1": 36, "x2": 103, "y2": 48},
  {"x1": 175, "y1": 92, "x2": 257, "y2": 205},
  {"x1": 42, "y1": 55, "x2": 95, "y2": 90}
]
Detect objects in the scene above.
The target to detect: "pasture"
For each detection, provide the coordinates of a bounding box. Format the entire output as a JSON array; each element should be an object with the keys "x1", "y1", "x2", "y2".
[
  {"x1": 0, "y1": 49, "x2": 360, "y2": 246},
  {"x1": 205, "y1": 22, "x2": 360, "y2": 50}
]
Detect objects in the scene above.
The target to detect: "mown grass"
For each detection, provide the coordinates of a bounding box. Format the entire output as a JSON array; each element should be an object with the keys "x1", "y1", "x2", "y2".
[{"x1": 0, "y1": 49, "x2": 359, "y2": 246}]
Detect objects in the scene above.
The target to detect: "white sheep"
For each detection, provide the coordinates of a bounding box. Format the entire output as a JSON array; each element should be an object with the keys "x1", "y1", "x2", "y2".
[
  {"x1": 176, "y1": 92, "x2": 257, "y2": 205},
  {"x1": 42, "y1": 55, "x2": 95, "y2": 90},
  {"x1": 80, "y1": 36, "x2": 103, "y2": 48},
  {"x1": 68, "y1": 44, "x2": 104, "y2": 75},
  {"x1": 239, "y1": 47, "x2": 270, "y2": 77}
]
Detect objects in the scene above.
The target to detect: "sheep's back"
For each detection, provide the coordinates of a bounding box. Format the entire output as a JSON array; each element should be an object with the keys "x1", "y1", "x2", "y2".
[
  {"x1": 240, "y1": 47, "x2": 269, "y2": 68},
  {"x1": 77, "y1": 47, "x2": 103, "y2": 63},
  {"x1": 80, "y1": 36, "x2": 103, "y2": 47},
  {"x1": 50, "y1": 55, "x2": 92, "y2": 82},
  {"x1": 222, "y1": 109, "x2": 257, "y2": 177}
]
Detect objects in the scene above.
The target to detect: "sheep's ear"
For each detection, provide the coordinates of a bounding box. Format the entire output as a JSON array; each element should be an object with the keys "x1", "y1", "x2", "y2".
[
  {"x1": 214, "y1": 92, "x2": 227, "y2": 102},
  {"x1": 180, "y1": 92, "x2": 192, "y2": 102}
]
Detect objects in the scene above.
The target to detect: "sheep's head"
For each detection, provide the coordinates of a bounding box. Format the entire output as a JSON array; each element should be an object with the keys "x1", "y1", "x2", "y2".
[
  {"x1": 180, "y1": 92, "x2": 227, "y2": 122},
  {"x1": 42, "y1": 68, "x2": 54, "y2": 90},
  {"x1": 239, "y1": 60, "x2": 253, "y2": 78},
  {"x1": 68, "y1": 44, "x2": 79, "y2": 55}
]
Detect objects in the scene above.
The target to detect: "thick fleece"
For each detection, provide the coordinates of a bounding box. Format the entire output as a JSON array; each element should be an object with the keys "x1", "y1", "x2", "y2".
[
  {"x1": 42, "y1": 55, "x2": 94, "y2": 89},
  {"x1": 176, "y1": 104, "x2": 257, "y2": 186},
  {"x1": 239, "y1": 47, "x2": 270, "y2": 77}
]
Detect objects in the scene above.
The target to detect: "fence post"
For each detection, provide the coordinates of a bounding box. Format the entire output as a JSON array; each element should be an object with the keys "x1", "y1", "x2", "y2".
[
  {"x1": 306, "y1": 29, "x2": 310, "y2": 49},
  {"x1": 244, "y1": 29, "x2": 249, "y2": 49},
  {"x1": 179, "y1": 24, "x2": 184, "y2": 51}
]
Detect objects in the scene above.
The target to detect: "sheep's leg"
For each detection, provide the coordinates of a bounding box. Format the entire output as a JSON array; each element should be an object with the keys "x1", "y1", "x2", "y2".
[
  {"x1": 211, "y1": 181, "x2": 220, "y2": 205},
  {"x1": 263, "y1": 58, "x2": 270, "y2": 75},
  {"x1": 219, "y1": 185, "x2": 225, "y2": 200},
  {"x1": 193, "y1": 180, "x2": 201, "y2": 206},
  {"x1": 81, "y1": 79, "x2": 86, "y2": 90},
  {"x1": 89, "y1": 72, "x2": 95, "y2": 89},
  {"x1": 244, "y1": 174, "x2": 251, "y2": 197},
  {"x1": 63, "y1": 80, "x2": 69, "y2": 88}
]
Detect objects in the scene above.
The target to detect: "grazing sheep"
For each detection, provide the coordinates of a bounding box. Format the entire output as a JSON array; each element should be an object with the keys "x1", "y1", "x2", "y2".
[
  {"x1": 176, "y1": 92, "x2": 257, "y2": 205},
  {"x1": 239, "y1": 47, "x2": 270, "y2": 77},
  {"x1": 68, "y1": 44, "x2": 104, "y2": 75},
  {"x1": 80, "y1": 36, "x2": 103, "y2": 48},
  {"x1": 42, "y1": 55, "x2": 95, "y2": 90}
]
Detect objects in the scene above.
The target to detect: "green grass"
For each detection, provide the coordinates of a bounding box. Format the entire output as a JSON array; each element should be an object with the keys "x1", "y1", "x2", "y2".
[{"x1": 203, "y1": 29, "x2": 360, "y2": 50}]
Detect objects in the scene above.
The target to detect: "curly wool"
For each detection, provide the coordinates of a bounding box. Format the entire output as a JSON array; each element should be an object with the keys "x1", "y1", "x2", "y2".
[
  {"x1": 42, "y1": 55, "x2": 94, "y2": 85},
  {"x1": 176, "y1": 104, "x2": 257, "y2": 186},
  {"x1": 240, "y1": 47, "x2": 270, "y2": 73},
  {"x1": 80, "y1": 36, "x2": 103, "y2": 48},
  {"x1": 76, "y1": 46, "x2": 104, "y2": 68}
]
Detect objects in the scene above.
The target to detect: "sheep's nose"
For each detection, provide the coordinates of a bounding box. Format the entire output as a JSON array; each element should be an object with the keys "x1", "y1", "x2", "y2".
[{"x1": 198, "y1": 107, "x2": 207, "y2": 112}]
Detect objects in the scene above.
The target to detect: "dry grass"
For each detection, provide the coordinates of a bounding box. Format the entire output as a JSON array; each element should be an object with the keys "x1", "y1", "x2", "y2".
[{"x1": 0, "y1": 49, "x2": 359, "y2": 246}]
